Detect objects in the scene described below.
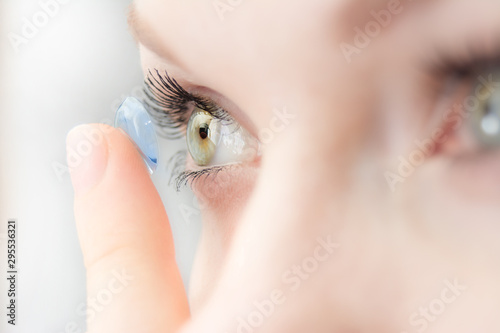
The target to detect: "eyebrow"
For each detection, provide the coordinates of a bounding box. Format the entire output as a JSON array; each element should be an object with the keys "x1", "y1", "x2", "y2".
[{"x1": 127, "y1": 3, "x2": 184, "y2": 69}]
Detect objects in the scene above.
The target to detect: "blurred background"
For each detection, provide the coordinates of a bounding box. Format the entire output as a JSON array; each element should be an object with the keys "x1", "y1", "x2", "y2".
[{"x1": 0, "y1": 1, "x2": 201, "y2": 332}]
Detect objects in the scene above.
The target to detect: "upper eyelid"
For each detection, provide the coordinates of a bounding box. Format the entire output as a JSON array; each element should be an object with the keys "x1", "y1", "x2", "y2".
[
  {"x1": 143, "y1": 69, "x2": 234, "y2": 138},
  {"x1": 187, "y1": 85, "x2": 259, "y2": 138}
]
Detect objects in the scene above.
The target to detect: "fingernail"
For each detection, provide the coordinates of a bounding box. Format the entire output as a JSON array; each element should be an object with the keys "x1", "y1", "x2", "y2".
[{"x1": 66, "y1": 125, "x2": 108, "y2": 196}]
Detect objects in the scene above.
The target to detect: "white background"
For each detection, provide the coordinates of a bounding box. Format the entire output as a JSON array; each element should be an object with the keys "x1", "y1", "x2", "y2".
[{"x1": 0, "y1": 1, "x2": 201, "y2": 332}]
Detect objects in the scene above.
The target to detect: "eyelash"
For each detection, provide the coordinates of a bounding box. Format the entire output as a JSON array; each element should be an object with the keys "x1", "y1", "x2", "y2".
[
  {"x1": 143, "y1": 69, "x2": 233, "y2": 139},
  {"x1": 161, "y1": 149, "x2": 229, "y2": 191},
  {"x1": 142, "y1": 69, "x2": 234, "y2": 189}
]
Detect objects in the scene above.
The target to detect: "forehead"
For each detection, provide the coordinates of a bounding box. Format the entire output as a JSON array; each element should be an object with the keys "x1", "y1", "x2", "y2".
[
  {"x1": 130, "y1": 0, "x2": 496, "y2": 131},
  {"x1": 131, "y1": 0, "x2": 348, "y2": 123},
  {"x1": 129, "y1": 0, "x2": 444, "y2": 77}
]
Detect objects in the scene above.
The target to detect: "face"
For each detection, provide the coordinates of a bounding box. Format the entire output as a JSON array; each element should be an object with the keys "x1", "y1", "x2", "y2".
[{"x1": 131, "y1": 0, "x2": 500, "y2": 331}]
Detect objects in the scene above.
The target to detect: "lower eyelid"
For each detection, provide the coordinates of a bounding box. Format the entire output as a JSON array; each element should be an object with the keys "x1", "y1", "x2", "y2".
[
  {"x1": 188, "y1": 163, "x2": 260, "y2": 208},
  {"x1": 179, "y1": 151, "x2": 261, "y2": 191},
  {"x1": 175, "y1": 165, "x2": 230, "y2": 192}
]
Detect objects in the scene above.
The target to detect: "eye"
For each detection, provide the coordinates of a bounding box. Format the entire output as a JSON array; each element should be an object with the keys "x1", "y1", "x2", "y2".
[
  {"x1": 186, "y1": 109, "x2": 220, "y2": 166},
  {"x1": 186, "y1": 107, "x2": 260, "y2": 167},
  {"x1": 469, "y1": 76, "x2": 500, "y2": 147}
]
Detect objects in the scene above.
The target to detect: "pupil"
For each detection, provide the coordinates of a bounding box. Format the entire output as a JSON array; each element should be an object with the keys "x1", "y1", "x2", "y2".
[{"x1": 199, "y1": 124, "x2": 209, "y2": 140}]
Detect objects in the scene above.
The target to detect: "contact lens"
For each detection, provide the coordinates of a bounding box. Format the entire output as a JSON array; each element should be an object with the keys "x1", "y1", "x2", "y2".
[{"x1": 114, "y1": 97, "x2": 159, "y2": 174}]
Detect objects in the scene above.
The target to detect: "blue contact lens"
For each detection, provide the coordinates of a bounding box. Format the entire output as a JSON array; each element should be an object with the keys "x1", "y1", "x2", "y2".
[{"x1": 114, "y1": 97, "x2": 159, "y2": 174}]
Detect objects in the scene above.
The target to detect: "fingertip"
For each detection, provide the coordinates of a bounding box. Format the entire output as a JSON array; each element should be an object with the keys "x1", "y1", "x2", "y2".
[
  {"x1": 66, "y1": 124, "x2": 109, "y2": 196},
  {"x1": 66, "y1": 123, "x2": 153, "y2": 197}
]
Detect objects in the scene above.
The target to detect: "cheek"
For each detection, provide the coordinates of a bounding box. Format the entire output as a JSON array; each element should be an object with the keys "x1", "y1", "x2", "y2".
[
  {"x1": 411, "y1": 152, "x2": 500, "y2": 256},
  {"x1": 447, "y1": 151, "x2": 500, "y2": 202},
  {"x1": 192, "y1": 162, "x2": 260, "y2": 222},
  {"x1": 188, "y1": 164, "x2": 259, "y2": 311}
]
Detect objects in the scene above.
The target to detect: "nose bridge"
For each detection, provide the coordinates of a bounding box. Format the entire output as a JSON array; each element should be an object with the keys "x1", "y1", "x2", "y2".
[
  {"x1": 239, "y1": 79, "x2": 385, "y2": 260},
  {"x1": 211, "y1": 124, "x2": 356, "y2": 328},
  {"x1": 245, "y1": 110, "x2": 351, "y2": 241}
]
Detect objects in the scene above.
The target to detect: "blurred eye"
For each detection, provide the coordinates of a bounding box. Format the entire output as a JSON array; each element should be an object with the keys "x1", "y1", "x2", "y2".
[
  {"x1": 186, "y1": 108, "x2": 260, "y2": 167},
  {"x1": 470, "y1": 79, "x2": 500, "y2": 147}
]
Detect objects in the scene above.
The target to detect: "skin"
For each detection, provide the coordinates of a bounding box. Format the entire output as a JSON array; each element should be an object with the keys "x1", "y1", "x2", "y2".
[{"x1": 68, "y1": 0, "x2": 500, "y2": 332}]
